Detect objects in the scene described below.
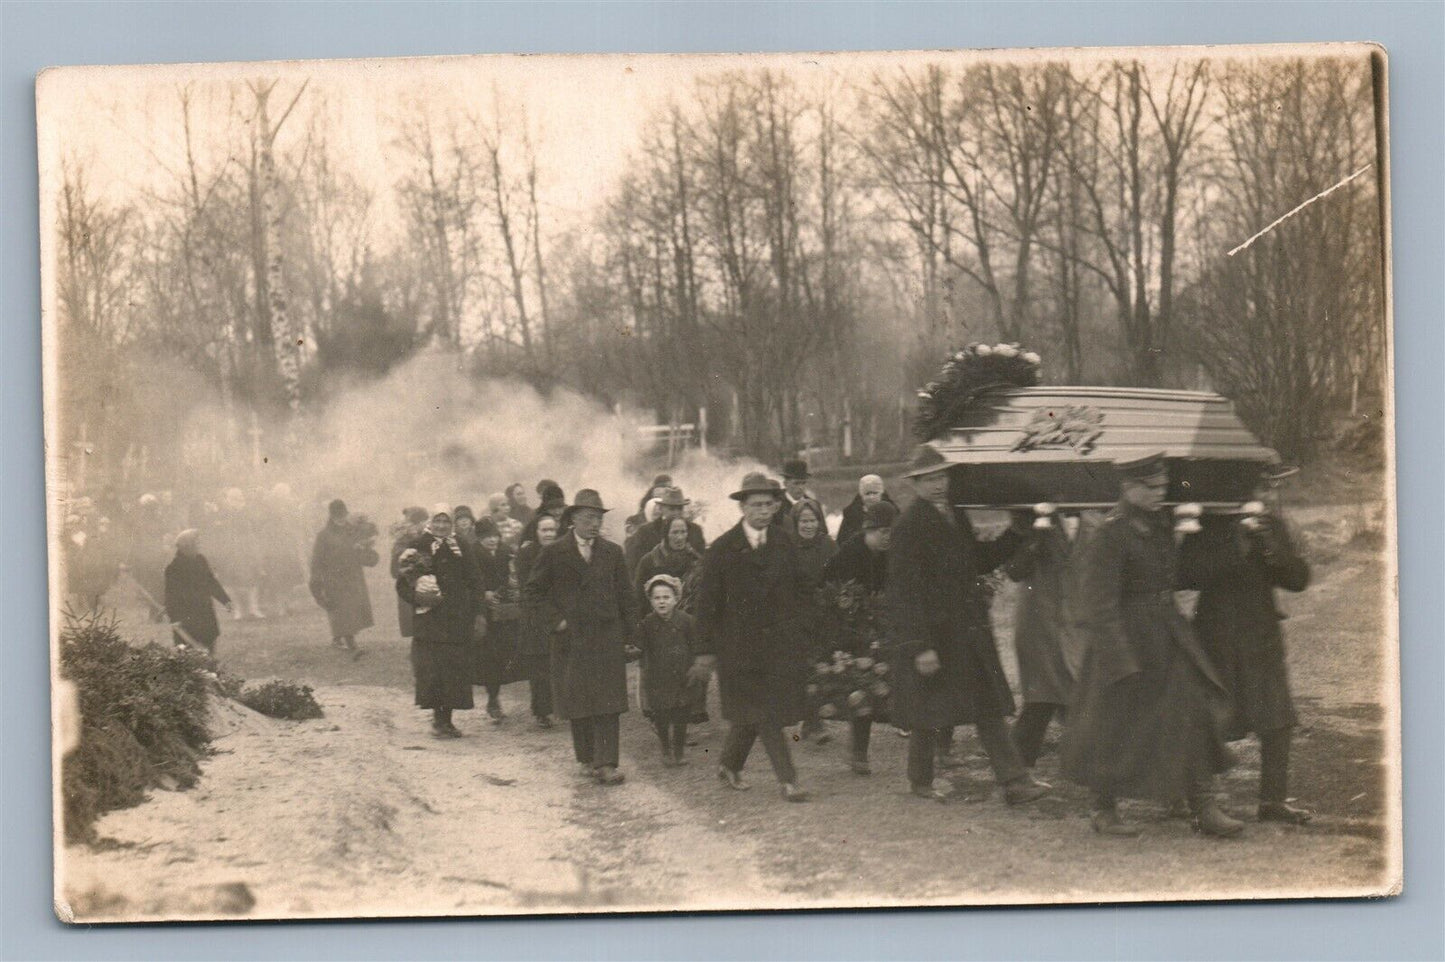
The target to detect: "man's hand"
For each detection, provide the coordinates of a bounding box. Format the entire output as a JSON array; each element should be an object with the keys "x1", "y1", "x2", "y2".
[{"x1": 914, "y1": 648, "x2": 941, "y2": 677}]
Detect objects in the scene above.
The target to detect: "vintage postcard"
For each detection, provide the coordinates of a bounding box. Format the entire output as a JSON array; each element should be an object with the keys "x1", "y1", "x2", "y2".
[{"x1": 39, "y1": 43, "x2": 1398, "y2": 922}]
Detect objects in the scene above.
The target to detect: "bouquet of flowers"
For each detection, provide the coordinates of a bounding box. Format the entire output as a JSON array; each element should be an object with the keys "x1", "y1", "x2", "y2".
[
  {"x1": 914, "y1": 342, "x2": 1043, "y2": 442},
  {"x1": 806, "y1": 580, "x2": 892, "y2": 722},
  {"x1": 397, "y1": 548, "x2": 440, "y2": 612}
]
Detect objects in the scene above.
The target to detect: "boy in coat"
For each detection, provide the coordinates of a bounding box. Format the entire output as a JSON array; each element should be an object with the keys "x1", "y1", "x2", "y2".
[{"x1": 523, "y1": 490, "x2": 635, "y2": 785}]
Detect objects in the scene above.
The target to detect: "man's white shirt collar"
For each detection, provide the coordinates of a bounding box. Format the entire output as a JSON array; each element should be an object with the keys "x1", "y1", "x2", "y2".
[{"x1": 744, "y1": 523, "x2": 767, "y2": 549}]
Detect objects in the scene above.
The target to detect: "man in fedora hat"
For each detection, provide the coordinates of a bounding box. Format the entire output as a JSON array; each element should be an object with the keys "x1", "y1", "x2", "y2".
[
  {"x1": 1179, "y1": 464, "x2": 1313, "y2": 824},
  {"x1": 692, "y1": 472, "x2": 813, "y2": 801},
  {"x1": 624, "y1": 486, "x2": 707, "y2": 576},
  {"x1": 885, "y1": 446, "x2": 1051, "y2": 805},
  {"x1": 1061, "y1": 452, "x2": 1242, "y2": 837},
  {"x1": 779, "y1": 459, "x2": 826, "y2": 518},
  {"x1": 524, "y1": 489, "x2": 636, "y2": 785}
]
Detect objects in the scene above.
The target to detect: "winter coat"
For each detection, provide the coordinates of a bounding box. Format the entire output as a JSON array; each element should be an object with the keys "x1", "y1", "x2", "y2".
[
  {"x1": 524, "y1": 534, "x2": 635, "y2": 720},
  {"x1": 390, "y1": 532, "x2": 419, "y2": 637},
  {"x1": 823, "y1": 533, "x2": 888, "y2": 594},
  {"x1": 624, "y1": 517, "x2": 707, "y2": 576},
  {"x1": 164, "y1": 551, "x2": 230, "y2": 652},
  {"x1": 1060, "y1": 503, "x2": 1233, "y2": 801},
  {"x1": 513, "y1": 540, "x2": 549, "y2": 657},
  {"x1": 884, "y1": 498, "x2": 1022, "y2": 730},
  {"x1": 474, "y1": 543, "x2": 521, "y2": 686},
  {"x1": 1178, "y1": 514, "x2": 1310, "y2": 738},
  {"x1": 694, "y1": 522, "x2": 811, "y2": 726},
  {"x1": 397, "y1": 533, "x2": 479, "y2": 710},
  {"x1": 637, "y1": 610, "x2": 702, "y2": 713},
  {"x1": 1000, "y1": 515, "x2": 1102, "y2": 706},
  {"x1": 836, "y1": 492, "x2": 897, "y2": 548},
  {"x1": 309, "y1": 521, "x2": 379, "y2": 638},
  {"x1": 633, "y1": 540, "x2": 703, "y2": 615}
]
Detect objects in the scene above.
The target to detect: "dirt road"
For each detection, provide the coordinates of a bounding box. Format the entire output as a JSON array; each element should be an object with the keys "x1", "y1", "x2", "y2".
[{"x1": 58, "y1": 544, "x2": 1397, "y2": 921}]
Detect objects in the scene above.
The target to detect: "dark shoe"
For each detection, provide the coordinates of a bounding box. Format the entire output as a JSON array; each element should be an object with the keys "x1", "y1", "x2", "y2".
[
  {"x1": 1091, "y1": 808, "x2": 1143, "y2": 837},
  {"x1": 535, "y1": 714, "x2": 554, "y2": 729},
  {"x1": 594, "y1": 766, "x2": 625, "y2": 785},
  {"x1": 1003, "y1": 775, "x2": 1052, "y2": 806},
  {"x1": 717, "y1": 766, "x2": 750, "y2": 791},
  {"x1": 1193, "y1": 799, "x2": 1246, "y2": 838},
  {"x1": 1258, "y1": 801, "x2": 1314, "y2": 825},
  {"x1": 780, "y1": 783, "x2": 810, "y2": 802},
  {"x1": 850, "y1": 755, "x2": 872, "y2": 776},
  {"x1": 431, "y1": 725, "x2": 461, "y2": 740},
  {"x1": 910, "y1": 783, "x2": 947, "y2": 802},
  {"x1": 443, "y1": 723, "x2": 464, "y2": 737},
  {"x1": 487, "y1": 700, "x2": 504, "y2": 722}
]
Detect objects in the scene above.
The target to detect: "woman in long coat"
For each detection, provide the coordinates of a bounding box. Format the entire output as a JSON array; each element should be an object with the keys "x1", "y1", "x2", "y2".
[
  {"x1": 693, "y1": 473, "x2": 812, "y2": 800},
  {"x1": 473, "y1": 517, "x2": 520, "y2": 720},
  {"x1": 633, "y1": 516, "x2": 704, "y2": 614},
  {"x1": 396, "y1": 510, "x2": 477, "y2": 737},
  {"x1": 790, "y1": 498, "x2": 836, "y2": 743},
  {"x1": 309, "y1": 499, "x2": 379, "y2": 654},
  {"x1": 1060, "y1": 453, "x2": 1240, "y2": 837},
  {"x1": 884, "y1": 447, "x2": 1046, "y2": 803},
  {"x1": 1000, "y1": 511, "x2": 1101, "y2": 766},
  {"x1": 514, "y1": 514, "x2": 561, "y2": 725},
  {"x1": 1179, "y1": 506, "x2": 1312, "y2": 823},
  {"x1": 163, "y1": 529, "x2": 232, "y2": 654},
  {"x1": 389, "y1": 507, "x2": 429, "y2": 638}
]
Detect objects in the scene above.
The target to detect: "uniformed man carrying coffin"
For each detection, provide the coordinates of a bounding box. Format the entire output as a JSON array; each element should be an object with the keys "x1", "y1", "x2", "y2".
[
  {"x1": 884, "y1": 446, "x2": 1051, "y2": 805},
  {"x1": 523, "y1": 489, "x2": 636, "y2": 786},
  {"x1": 1060, "y1": 452, "x2": 1242, "y2": 838},
  {"x1": 1179, "y1": 466, "x2": 1313, "y2": 824}
]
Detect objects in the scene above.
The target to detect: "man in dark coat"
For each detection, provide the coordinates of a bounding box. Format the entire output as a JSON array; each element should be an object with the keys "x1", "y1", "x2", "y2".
[
  {"x1": 308, "y1": 499, "x2": 379, "y2": 657},
  {"x1": 524, "y1": 489, "x2": 635, "y2": 785},
  {"x1": 624, "y1": 486, "x2": 707, "y2": 575},
  {"x1": 163, "y1": 529, "x2": 232, "y2": 654},
  {"x1": 693, "y1": 473, "x2": 813, "y2": 802},
  {"x1": 1060, "y1": 452, "x2": 1242, "y2": 838},
  {"x1": 396, "y1": 509, "x2": 478, "y2": 737},
  {"x1": 884, "y1": 446, "x2": 1050, "y2": 804},
  {"x1": 836, "y1": 474, "x2": 896, "y2": 547},
  {"x1": 1000, "y1": 509, "x2": 1102, "y2": 767},
  {"x1": 779, "y1": 459, "x2": 825, "y2": 518},
  {"x1": 1179, "y1": 475, "x2": 1313, "y2": 823}
]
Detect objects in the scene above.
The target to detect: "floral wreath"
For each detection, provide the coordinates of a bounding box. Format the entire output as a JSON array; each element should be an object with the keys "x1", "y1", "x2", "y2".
[{"x1": 914, "y1": 343, "x2": 1042, "y2": 442}]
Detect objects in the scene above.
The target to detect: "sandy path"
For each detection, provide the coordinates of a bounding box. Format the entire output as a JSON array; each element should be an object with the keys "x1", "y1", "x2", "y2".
[{"x1": 59, "y1": 687, "x2": 773, "y2": 921}]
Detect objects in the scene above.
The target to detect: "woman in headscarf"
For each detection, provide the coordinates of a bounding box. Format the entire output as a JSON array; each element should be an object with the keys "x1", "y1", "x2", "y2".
[
  {"x1": 634, "y1": 516, "x2": 705, "y2": 615},
  {"x1": 514, "y1": 513, "x2": 562, "y2": 726},
  {"x1": 163, "y1": 529, "x2": 233, "y2": 656},
  {"x1": 452, "y1": 505, "x2": 479, "y2": 550},
  {"x1": 790, "y1": 498, "x2": 838, "y2": 744},
  {"x1": 519, "y1": 482, "x2": 567, "y2": 546},
  {"x1": 396, "y1": 508, "x2": 477, "y2": 738},
  {"x1": 505, "y1": 482, "x2": 535, "y2": 528}
]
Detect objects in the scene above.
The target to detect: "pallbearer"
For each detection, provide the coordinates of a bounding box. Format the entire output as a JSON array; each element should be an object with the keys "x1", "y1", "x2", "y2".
[
  {"x1": 1179, "y1": 467, "x2": 1313, "y2": 824},
  {"x1": 885, "y1": 446, "x2": 1050, "y2": 805},
  {"x1": 1061, "y1": 452, "x2": 1241, "y2": 838}
]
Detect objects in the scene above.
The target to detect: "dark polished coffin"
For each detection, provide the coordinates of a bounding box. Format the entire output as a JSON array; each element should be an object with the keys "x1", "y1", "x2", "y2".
[{"x1": 936, "y1": 386, "x2": 1278, "y2": 509}]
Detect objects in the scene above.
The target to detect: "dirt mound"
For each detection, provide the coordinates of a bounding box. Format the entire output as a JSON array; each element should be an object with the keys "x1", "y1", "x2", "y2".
[{"x1": 206, "y1": 692, "x2": 277, "y2": 739}]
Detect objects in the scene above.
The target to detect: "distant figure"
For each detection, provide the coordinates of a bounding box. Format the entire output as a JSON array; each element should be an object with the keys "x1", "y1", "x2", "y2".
[
  {"x1": 505, "y1": 482, "x2": 535, "y2": 528},
  {"x1": 71, "y1": 515, "x2": 121, "y2": 611},
  {"x1": 780, "y1": 459, "x2": 824, "y2": 517},
  {"x1": 473, "y1": 517, "x2": 520, "y2": 721},
  {"x1": 519, "y1": 481, "x2": 567, "y2": 546},
  {"x1": 127, "y1": 492, "x2": 171, "y2": 621},
  {"x1": 164, "y1": 529, "x2": 233, "y2": 655},
  {"x1": 308, "y1": 499, "x2": 379, "y2": 657},
  {"x1": 624, "y1": 487, "x2": 706, "y2": 576},
  {"x1": 211, "y1": 487, "x2": 264, "y2": 620},
  {"x1": 791, "y1": 497, "x2": 837, "y2": 746},
  {"x1": 836, "y1": 474, "x2": 896, "y2": 547},
  {"x1": 524, "y1": 489, "x2": 635, "y2": 785},
  {"x1": 389, "y1": 506, "x2": 430, "y2": 639},
  {"x1": 487, "y1": 493, "x2": 524, "y2": 548},
  {"x1": 257, "y1": 482, "x2": 307, "y2": 616}
]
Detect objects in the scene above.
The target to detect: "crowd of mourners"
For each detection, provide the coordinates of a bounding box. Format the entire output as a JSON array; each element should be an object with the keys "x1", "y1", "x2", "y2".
[{"x1": 64, "y1": 448, "x2": 1316, "y2": 839}]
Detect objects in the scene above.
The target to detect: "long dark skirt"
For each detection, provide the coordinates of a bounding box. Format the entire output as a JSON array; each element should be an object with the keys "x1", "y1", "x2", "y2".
[
  {"x1": 1061, "y1": 649, "x2": 1232, "y2": 802},
  {"x1": 412, "y1": 641, "x2": 475, "y2": 710},
  {"x1": 473, "y1": 621, "x2": 522, "y2": 688}
]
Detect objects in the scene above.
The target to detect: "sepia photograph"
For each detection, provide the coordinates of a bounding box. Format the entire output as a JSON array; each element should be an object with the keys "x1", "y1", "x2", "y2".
[{"x1": 39, "y1": 42, "x2": 1398, "y2": 923}]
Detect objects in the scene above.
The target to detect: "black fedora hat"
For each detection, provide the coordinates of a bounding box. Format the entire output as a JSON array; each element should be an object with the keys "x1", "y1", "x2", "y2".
[
  {"x1": 562, "y1": 488, "x2": 610, "y2": 521},
  {"x1": 781, "y1": 458, "x2": 811, "y2": 481}
]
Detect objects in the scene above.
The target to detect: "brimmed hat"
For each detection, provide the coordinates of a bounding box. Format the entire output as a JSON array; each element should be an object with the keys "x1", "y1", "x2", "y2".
[
  {"x1": 730, "y1": 472, "x2": 783, "y2": 502},
  {"x1": 562, "y1": 489, "x2": 610, "y2": 521},
  {"x1": 862, "y1": 501, "x2": 900, "y2": 530},
  {"x1": 453, "y1": 505, "x2": 476, "y2": 523},
  {"x1": 1115, "y1": 452, "x2": 1169, "y2": 485},
  {"x1": 658, "y1": 486, "x2": 689, "y2": 508},
  {"x1": 781, "y1": 458, "x2": 810, "y2": 480},
  {"x1": 902, "y1": 445, "x2": 951, "y2": 479},
  {"x1": 537, "y1": 482, "x2": 565, "y2": 507}
]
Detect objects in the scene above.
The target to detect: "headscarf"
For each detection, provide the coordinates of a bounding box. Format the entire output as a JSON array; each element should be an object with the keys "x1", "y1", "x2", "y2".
[{"x1": 175, "y1": 528, "x2": 201, "y2": 553}]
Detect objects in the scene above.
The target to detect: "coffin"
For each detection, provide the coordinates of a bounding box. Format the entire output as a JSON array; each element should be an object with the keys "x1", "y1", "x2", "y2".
[{"x1": 934, "y1": 386, "x2": 1278, "y2": 508}]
